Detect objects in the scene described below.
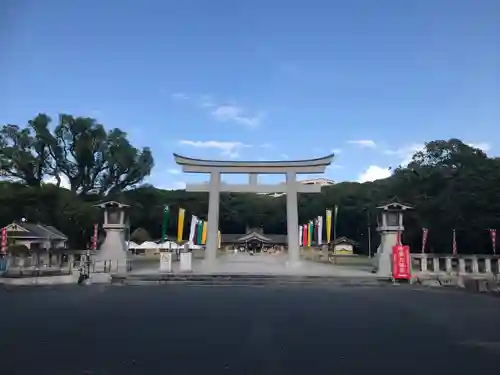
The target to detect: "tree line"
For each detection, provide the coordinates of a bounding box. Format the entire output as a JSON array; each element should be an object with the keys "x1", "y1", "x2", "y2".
[{"x1": 1, "y1": 114, "x2": 500, "y2": 254}]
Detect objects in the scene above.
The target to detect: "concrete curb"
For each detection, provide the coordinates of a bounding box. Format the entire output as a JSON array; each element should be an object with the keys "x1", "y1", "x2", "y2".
[
  {"x1": 414, "y1": 275, "x2": 500, "y2": 294},
  {"x1": 110, "y1": 273, "x2": 393, "y2": 286},
  {"x1": 0, "y1": 272, "x2": 112, "y2": 286},
  {"x1": 0, "y1": 274, "x2": 78, "y2": 286}
]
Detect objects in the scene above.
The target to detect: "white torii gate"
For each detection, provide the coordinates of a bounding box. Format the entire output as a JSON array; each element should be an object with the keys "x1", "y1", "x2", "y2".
[{"x1": 173, "y1": 153, "x2": 335, "y2": 267}]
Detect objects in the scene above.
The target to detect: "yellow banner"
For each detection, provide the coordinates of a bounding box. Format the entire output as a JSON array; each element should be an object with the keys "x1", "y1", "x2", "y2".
[
  {"x1": 177, "y1": 208, "x2": 185, "y2": 242},
  {"x1": 202, "y1": 221, "x2": 208, "y2": 244},
  {"x1": 217, "y1": 230, "x2": 221, "y2": 249},
  {"x1": 326, "y1": 209, "x2": 332, "y2": 243}
]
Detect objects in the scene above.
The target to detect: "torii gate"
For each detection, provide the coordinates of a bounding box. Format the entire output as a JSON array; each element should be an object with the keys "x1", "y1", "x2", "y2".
[{"x1": 173, "y1": 153, "x2": 335, "y2": 267}]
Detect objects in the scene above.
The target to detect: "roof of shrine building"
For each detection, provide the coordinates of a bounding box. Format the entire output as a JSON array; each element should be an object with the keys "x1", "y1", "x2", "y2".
[
  {"x1": 221, "y1": 229, "x2": 287, "y2": 244},
  {"x1": 331, "y1": 237, "x2": 358, "y2": 246},
  {"x1": 2, "y1": 222, "x2": 68, "y2": 240}
]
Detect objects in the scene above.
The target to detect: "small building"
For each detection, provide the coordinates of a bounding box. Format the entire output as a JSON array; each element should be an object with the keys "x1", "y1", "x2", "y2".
[
  {"x1": 221, "y1": 227, "x2": 287, "y2": 251},
  {"x1": 2, "y1": 222, "x2": 68, "y2": 251},
  {"x1": 330, "y1": 237, "x2": 358, "y2": 255}
]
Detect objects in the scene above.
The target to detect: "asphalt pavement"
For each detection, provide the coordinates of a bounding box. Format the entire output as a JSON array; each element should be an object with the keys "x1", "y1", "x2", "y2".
[{"x1": 1, "y1": 284, "x2": 499, "y2": 374}]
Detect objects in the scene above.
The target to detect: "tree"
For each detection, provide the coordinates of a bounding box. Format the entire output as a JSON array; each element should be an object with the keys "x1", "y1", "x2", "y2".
[
  {"x1": 130, "y1": 227, "x2": 152, "y2": 244},
  {"x1": 408, "y1": 139, "x2": 489, "y2": 170},
  {"x1": 0, "y1": 120, "x2": 51, "y2": 186},
  {"x1": 1, "y1": 114, "x2": 154, "y2": 195}
]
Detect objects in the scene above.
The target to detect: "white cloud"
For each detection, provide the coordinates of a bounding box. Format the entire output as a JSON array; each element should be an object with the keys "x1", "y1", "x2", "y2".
[
  {"x1": 358, "y1": 166, "x2": 392, "y2": 183},
  {"x1": 199, "y1": 94, "x2": 215, "y2": 108},
  {"x1": 179, "y1": 140, "x2": 250, "y2": 159},
  {"x1": 167, "y1": 168, "x2": 181, "y2": 175},
  {"x1": 170, "y1": 92, "x2": 264, "y2": 127},
  {"x1": 156, "y1": 181, "x2": 186, "y2": 191},
  {"x1": 171, "y1": 181, "x2": 186, "y2": 190},
  {"x1": 171, "y1": 92, "x2": 189, "y2": 100},
  {"x1": 331, "y1": 148, "x2": 342, "y2": 154},
  {"x1": 347, "y1": 140, "x2": 377, "y2": 148},
  {"x1": 383, "y1": 143, "x2": 425, "y2": 167},
  {"x1": 468, "y1": 142, "x2": 491, "y2": 152},
  {"x1": 279, "y1": 153, "x2": 289, "y2": 160},
  {"x1": 259, "y1": 143, "x2": 271, "y2": 148},
  {"x1": 211, "y1": 105, "x2": 262, "y2": 127},
  {"x1": 43, "y1": 174, "x2": 71, "y2": 190}
]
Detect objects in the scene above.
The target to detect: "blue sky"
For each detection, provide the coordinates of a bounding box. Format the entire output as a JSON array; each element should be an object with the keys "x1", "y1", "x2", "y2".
[{"x1": 1, "y1": 0, "x2": 499, "y2": 189}]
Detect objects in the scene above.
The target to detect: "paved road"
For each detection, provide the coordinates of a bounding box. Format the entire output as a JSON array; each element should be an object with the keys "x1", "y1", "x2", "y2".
[{"x1": 1, "y1": 284, "x2": 499, "y2": 374}]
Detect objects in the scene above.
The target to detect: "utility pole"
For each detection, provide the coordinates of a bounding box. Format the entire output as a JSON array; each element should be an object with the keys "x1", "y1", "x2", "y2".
[{"x1": 366, "y1": 209, "x2": 372, "y2": 258}]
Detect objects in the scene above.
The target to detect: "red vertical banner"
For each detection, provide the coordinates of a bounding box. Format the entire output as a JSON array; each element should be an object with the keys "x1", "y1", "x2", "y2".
[
  {"x1": 392, "y1": 244, "x2": 411, "y2": 280},
  {"x1": 1, "y1": 227, "x2": 7, "y2": 253},
  {"x1": 92, "y1": 224, "x2": 98, "y2": 250},
  {"x1": 421, "y1": 228, "x2": 428, "y2": 254},
  {"x1": 303, "y1": 225, "x2": 308, "y2": 247},
  {"x1": 452, "y1": 229, "x2": 457, "y2": 256},
  {"x1": 490, "y1": 229, "x2": 497, "y2": 255}
]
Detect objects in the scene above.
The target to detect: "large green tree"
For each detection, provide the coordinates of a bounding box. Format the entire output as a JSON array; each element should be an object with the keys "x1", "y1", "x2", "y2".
[{"x1": 0, "y1": 114, "x2": 154, "y2": 195}]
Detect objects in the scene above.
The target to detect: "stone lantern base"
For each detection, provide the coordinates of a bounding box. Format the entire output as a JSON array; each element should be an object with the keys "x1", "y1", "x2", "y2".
[
  {"x1": 374, "y1": 231, "x2": 399, "y2": 278},
  {"x1": 95, "y1": 227, "x2": 128, "y2": 274}
]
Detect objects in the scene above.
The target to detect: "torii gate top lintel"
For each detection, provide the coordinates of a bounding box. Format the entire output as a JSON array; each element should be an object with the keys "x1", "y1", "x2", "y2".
[{"x1": 173, "y1": 153, "x2": 335, "y2": 174}]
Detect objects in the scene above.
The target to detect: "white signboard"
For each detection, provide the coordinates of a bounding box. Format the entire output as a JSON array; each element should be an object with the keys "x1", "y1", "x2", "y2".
[
  {"x1": 159, "y1": 252, "x2": 172, "y2": 272},
  {"x1": 334, "y1": 243, "x2": 354, "y2": 255},
  {"x1": 179, "y1": 252, "x2": 192, "y2": 272}
]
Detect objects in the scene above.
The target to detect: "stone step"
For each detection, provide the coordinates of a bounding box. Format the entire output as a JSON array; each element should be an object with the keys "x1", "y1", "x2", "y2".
[{"x1": 111, "y1": 273, "x2": 388, "y2": 286}]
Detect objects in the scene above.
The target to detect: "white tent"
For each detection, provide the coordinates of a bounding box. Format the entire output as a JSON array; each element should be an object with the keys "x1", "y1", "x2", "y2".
[
  {"x1": 186, "y1": 241, "x2": 203, "y2": 250},
  {"x1": 137, "y1": 241, "x2": 159, "y2": 249},
  {"x1": 159, "y1": 241, "x2": 179, "y2": 250},
  {"x1": 127, "y1": 241, "x2": 140, "y2": 249}
]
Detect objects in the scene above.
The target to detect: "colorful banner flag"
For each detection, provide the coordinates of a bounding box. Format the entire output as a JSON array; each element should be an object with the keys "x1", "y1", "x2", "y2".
[
  {"x1": 299, "y1": 225, "x2": 303, "y2": 246},
  {"x1": 218, "y1": 230, "x2": 221, "y2": 249},
  {"x1": 1, "y1": 227, "x2": 7, "y2": 253},
  {"x1": 188, "y1": 215, "x2": 197, "y2": 243},
  {"x1": 92, "y1": 223, "x2": 98, "y2": 250},
  {"x1": 326, "y1": 209, "x2": 332, "y2": 243},
  {"x1": 333, "y1": 205, "x2": 339, "y2": 240},
  {"x1": 312, "y1": 218, "x2": 317, "y2": 243},
  {"x1": 303, "y1": 224, "x2": 308, "y2": 247},
  {"x1": 197, "y1": 220, "x2": 203, "y2": 245},
  {"x1": 489, "y1": 229, "x2": 496, "y2": 255},
  {"x1": 161, "y1": 205, "x2": 169, "y2": 242},
  {"x1": 421, "y1": 228, "x2": 428, "y2": 253},
  {"x1": 177, "y1": 208, "x2": 185, "y2": 242},
  {"x1": 452, "y1": 229, "x2": 457, "y2": 256},
  {"x1": 308, "y1": 220, "x2": 313, "y2": 247},
  {"x1": 317, "y1": 216, "x2": 323, "y2": 245},
  {"x1": 202, "y1": 221, "x2": 208, "y2": 245}
]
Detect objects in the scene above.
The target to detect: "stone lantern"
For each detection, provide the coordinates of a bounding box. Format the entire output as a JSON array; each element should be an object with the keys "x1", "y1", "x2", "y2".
[
  {"x1": 94, "y1": 200, "x2": 130, "y2": 273},
  {"x1": 374, "y1": 200, "x2": 412, "y2": 277}
]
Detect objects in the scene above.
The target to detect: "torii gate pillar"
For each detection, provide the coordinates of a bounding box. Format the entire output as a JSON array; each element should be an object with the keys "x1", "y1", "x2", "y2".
[{"x1": 174, "y1": 153, "x2": 335, "y2": 267}]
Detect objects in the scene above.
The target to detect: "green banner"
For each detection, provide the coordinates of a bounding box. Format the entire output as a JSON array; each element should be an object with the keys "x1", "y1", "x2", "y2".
[{"x1": 197, "y1": 220, "x2": 203, "y2": 245}]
